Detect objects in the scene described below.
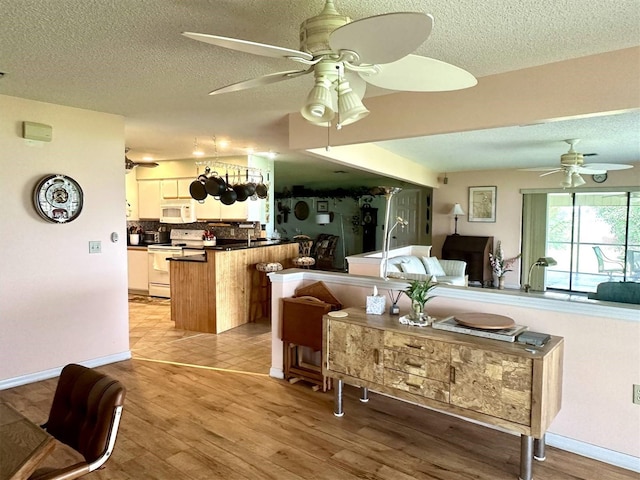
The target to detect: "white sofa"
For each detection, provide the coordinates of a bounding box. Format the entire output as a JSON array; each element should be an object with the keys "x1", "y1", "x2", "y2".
[{"x1": 386, "y1": 255, "x2": 467, "y2": 286}]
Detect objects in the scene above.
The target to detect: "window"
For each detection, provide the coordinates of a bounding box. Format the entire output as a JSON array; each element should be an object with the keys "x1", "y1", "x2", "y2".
[{"x1": 528, "y1": 190, "x2": 639, "y2": 293}]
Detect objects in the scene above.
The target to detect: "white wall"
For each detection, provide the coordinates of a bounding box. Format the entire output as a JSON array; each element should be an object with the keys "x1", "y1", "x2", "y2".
[{"x1": 0, "y1": 95, "x2": 130, "y2": 383}]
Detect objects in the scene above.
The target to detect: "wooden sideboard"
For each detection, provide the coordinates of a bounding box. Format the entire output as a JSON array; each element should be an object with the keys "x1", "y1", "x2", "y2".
[
  {"x1": 323, "y1": 308, "x2": 564, "y2": 480},
  {"x1": 442, "y1": 235, "x2": 493, "y2": 286}
]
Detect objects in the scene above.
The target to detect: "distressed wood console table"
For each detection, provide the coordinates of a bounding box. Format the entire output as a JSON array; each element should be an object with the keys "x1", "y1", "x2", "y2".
[{"x1": 322, "y1": 308, "x2": 564, "y2": 480}]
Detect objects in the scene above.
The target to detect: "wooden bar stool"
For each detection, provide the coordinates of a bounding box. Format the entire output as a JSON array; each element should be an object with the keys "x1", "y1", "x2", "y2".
[{"x1": 252, "y1": 262, "x2": 283, "y2": 322}]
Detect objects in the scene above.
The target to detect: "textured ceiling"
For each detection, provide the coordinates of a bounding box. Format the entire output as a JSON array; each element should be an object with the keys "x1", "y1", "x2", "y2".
[{"x1": 1, "y1": 0, "x2": 639, "y2": 186}]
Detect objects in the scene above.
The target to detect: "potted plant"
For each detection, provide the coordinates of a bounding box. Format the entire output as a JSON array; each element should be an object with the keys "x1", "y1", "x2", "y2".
[
  {"x1": 489, "y1": 241, "x2": 521, "y2": 289},
  {"x1": 404, "y1": 278, "x2": 437, "y2": 322}
]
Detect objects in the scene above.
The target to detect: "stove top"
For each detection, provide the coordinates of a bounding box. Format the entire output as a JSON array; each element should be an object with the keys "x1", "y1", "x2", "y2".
[{"x1": 169, "y1": 229, "x2": 205, "y2": 247}]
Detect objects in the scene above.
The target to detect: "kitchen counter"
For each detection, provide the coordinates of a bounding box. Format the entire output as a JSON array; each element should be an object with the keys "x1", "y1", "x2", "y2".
[{"x1": 169, "y1": 242, "x2": 298, "y2": 333}]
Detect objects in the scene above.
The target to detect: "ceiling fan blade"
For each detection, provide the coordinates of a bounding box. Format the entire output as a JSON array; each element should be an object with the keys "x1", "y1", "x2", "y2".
[
  {"x1": 136, "y1": 162, "x2": 159, "y2": 168},
  {"x1": 209, "y1": 69, "x2": 311, "y2": 95},
  {"x1": 182, "y1": 32, "x2": 313, "y2": 62},
  {"x1": 539, "y1": 169, "x2": 563, "y2": 177},
  {"x1": 577, "y1": 167, "x2": 606, "y2": 175},
  {"x1": 520, "y1": 167, "x2": 562, "y2": 172},
  {"x1": 330, "y1": 13, "x2": 433, "y2": 65},
  {"x1": 582, "y1": 163, "x2": 634, "y2": 171},
  {"x1": 361, "y1": 54, "x2": 477, "y2": 92}
]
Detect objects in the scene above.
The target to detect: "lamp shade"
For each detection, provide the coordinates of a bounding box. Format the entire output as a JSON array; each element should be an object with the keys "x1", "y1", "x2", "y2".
[
  {"x1": 316, "y1": 213, "x2": 331, "y2": 225},
  {"x1": 536, "y1": 257, "x2": 557, "y2": 267},
  {"x1": 449, "y1": 203, "x2": 465, "y2": 216},
  {"x1": 337, "y1": 79, "x2": 369, "y2": 126},
  {"x1": 301, "y1": 77, "x2": 335, "y2": 124}
]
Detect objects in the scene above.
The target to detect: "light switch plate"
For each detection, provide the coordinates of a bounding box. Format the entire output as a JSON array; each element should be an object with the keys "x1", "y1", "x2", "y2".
[{"x1": 89, "y1": 241, "x2": 101, "y2": 254}]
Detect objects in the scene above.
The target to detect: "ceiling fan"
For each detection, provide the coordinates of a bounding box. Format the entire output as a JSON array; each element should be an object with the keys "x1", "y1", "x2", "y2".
[
  {"x1": 182, "y1": 0, "x2": 477, "y2": 128},
  {"x1": 522, "y1": 139, "x2": 634, "y2": 188},
  {"x1": 125, "y1": 148, "x2": 158, "y2": 172}
]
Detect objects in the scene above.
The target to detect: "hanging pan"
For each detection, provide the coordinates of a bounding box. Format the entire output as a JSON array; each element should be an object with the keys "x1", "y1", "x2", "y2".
[{"x1": 220, "y1": 172, "x2": 237, "y2": 205}]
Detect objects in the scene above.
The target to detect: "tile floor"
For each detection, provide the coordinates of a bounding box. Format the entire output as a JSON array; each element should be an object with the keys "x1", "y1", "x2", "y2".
[{"x1": 128, "y1": 295, "x2": 272, "y2": 375}]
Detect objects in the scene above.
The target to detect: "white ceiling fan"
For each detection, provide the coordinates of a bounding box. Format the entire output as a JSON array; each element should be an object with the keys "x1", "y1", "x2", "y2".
[
  {"x1": 182, "y1": 0, "x2": 477, "y2": 128},
  {"x1": 522, "y1": 139, "x2": 634, "y2": 188}
]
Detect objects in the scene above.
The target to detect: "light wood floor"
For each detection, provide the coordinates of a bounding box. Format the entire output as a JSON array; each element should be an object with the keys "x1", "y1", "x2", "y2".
[{"x1": 1, "y1": 297, "x2": 635, "y2": 480}]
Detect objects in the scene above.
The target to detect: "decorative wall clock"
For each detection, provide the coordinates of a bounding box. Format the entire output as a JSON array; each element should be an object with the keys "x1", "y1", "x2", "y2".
[{"x1": 33, "y1": 174, "x2": 84, "y2": 223}]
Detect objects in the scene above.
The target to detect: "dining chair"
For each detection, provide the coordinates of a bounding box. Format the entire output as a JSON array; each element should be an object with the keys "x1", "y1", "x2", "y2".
[
  {"x1": 592, "y1": 246, "x2": 625, "y2": 278},
  {"x1": 292, "y1": 235, "x2": 316, "y2": 269},
  {"x1": 30, "y1": 364, "x2": 126, "y2": 480}
]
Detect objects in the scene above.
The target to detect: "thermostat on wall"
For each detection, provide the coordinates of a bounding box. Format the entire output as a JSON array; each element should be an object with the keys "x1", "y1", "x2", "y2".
[{"x1": 22, "y1": 121, "x2": 52, "y2": 142}]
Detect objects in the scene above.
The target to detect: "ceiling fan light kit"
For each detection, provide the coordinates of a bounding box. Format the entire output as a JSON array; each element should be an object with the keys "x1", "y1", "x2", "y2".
[{"x1": 183, "y1": 0, "x2": 477, "y2": 129}]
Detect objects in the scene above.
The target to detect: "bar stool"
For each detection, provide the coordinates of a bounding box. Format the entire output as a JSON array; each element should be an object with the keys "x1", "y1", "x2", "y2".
[
  {"x1": 252, "y1": 262, "x2": 283, "y2": 322},
  {"x1": 292, "y1": 235, "x2": 316, "y2": 269}
]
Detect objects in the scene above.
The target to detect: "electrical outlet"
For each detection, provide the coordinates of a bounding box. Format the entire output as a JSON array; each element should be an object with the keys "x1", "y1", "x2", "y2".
[
  {"x1": 633, "y1": 384, "x2": 640, "y2": 405},
  {"x1": 89, "y1": 241, "x2": 101, "y2": 254}
]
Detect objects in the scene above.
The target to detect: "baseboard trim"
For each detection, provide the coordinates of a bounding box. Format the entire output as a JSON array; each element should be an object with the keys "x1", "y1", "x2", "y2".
[
  {"x1": 0, "y1": 351, "x2": 132, "y2": 390},
  {"x1": 546, "y1": 432, "x2": 640, "y2": 473},
  {"x1": 269, "y1": 367, "x2": 284, "y2": 379}
]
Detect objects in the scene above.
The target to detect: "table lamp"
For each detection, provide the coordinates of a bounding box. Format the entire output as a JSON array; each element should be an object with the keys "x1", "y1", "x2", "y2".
[
  {"x1": 524, "y1": 257, "x2": 557, "y2": 292},
  {"x1": 449, "y1": 203, "x2": 465, "y2": 235}
]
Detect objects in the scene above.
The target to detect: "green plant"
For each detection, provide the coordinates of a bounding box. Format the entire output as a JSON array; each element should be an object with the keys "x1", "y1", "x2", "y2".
[{"x1": 403, "y1": 278, "x2": 437, "y2": 310}]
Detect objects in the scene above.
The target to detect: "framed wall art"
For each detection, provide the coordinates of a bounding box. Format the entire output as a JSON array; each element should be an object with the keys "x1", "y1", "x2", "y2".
[
  {"x1": 468, "y1": 186, "x2": 497, "y2": 223},
  {"x1": 317, "y1": 200, "x2": 329, "y2": 212}
]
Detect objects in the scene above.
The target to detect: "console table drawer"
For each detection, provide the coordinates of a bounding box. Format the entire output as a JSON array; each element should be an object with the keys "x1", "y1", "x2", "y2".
[
  {"x1": 383, "y1": 350, "x2": 450, "y2": 383},
  {"x1": 384, "y1": 369, "x2": 449, "y2": 402},
  {"x1": 384, "y1": 331, "x2": 450, "y2": 360}
]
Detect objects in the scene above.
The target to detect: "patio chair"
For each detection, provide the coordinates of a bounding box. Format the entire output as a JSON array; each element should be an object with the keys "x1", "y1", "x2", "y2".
[{"x1": 592, "y1": 246, "x2": 625, "y2": 278}]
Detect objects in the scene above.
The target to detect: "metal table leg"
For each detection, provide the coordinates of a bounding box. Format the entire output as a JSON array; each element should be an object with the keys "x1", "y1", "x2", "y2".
[
  {"x1": 360, "y1": 387, "x2": 369, "y2": 403},
  {"x1": 519, "y1": 435, "x2": 534, "y2": 480},
  {"x1": 334, "y1": 379, "x2": 344, "y2": 417},
  {"x1": 534, "y1": 434, "x2": 546, "y2": 461}
]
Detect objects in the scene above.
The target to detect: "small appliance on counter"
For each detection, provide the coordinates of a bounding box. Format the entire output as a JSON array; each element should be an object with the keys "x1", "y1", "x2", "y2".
[{"x1": 143, "y1": 230, "x2": 169, "y2": 244}]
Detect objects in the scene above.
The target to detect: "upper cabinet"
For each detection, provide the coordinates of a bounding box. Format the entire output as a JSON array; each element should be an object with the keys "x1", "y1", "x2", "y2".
[
  {"x1": 161, "y1": 179, "x2": 192, "y2": 200},
  {"x1": 138, "y1": 180, "x2": 161, "y2": 219}
]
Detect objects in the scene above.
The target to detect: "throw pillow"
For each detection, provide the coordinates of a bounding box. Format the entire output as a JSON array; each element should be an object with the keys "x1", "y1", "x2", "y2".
[
  {"x1": 400, "y1": 258, "x2": 425, "y2": 274},
  {"x1": 422, "y1": 256, "x2": 446, "y2": 277}
]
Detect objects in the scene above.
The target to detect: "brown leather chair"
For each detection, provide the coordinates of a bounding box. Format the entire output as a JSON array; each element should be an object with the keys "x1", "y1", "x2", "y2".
[{"x1": 30, "y1": 364, "x2": 126, "y2": 480}]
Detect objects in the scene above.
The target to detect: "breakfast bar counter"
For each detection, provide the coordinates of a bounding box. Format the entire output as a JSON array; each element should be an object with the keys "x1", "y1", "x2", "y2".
[{"x1": 169, "y1": 241, "x2": 298, "y2": 333}]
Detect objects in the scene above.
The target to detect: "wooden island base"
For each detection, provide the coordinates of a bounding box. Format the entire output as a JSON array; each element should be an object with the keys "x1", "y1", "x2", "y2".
[{"x1": 170, "y1": 243, "x2": 298, "y2": 333}]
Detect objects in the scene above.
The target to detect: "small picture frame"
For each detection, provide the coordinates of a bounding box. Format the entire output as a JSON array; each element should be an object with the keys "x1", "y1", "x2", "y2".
[
  {"x1": 317, "y1": 200, "x2": 329, "y2": 212},
  {"x1": 468, "y1": 186, "x2": 497, "y2": 223}
]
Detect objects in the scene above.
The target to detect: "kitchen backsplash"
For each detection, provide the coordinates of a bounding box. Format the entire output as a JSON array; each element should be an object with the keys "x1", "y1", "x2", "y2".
[{"x1": 126, "y1": 220, "x2": 262, "y2": 242}]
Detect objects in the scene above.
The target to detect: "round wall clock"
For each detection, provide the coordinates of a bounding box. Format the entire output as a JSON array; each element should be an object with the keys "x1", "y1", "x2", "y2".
[
  {"x1": 33, "y1": 174, "x2": 84, "y2": 223},
  {"x1": 592, "y1": 173, "x2": 608, "y2": 184}
]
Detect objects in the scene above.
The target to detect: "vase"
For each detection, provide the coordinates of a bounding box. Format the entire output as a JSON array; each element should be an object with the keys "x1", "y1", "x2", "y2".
[
  {"x1": 411, "y1": 301, "x2": 423, "y2": 320},
  {"x1": 498, "y1": 277, "x2": 505, "y2": 290}
]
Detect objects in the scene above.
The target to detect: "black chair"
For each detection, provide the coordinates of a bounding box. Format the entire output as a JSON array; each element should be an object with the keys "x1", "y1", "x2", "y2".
[{"x1": 30, "y1": 364, "x2": 126, "y2": 480}]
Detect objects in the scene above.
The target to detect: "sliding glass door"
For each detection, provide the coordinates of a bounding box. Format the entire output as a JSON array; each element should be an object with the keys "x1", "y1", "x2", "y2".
[{"x1": 545, "y1": 191, "x2": 639, "y2": 292}]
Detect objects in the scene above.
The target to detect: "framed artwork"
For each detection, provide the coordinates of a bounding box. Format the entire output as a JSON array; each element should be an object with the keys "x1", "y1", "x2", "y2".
[
  {"x1": 317, "y1": 200, "x2": 329, "y2": 212},
  {"x1": 468, "y1": 186, "x2": 497, "y2": 222}
]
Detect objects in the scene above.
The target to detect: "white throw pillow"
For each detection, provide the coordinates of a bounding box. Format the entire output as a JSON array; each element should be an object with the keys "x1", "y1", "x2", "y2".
[
  {"x1": 422, "y1": 256, "x2": 446, "y2": 277},
  {"x1": 400, "y1": 256, "x2": 425, "y2": 274}
]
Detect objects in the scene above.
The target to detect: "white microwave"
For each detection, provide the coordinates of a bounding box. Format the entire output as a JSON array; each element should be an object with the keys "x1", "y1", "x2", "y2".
[{"x1": 160, "y1": 200, "x2": 196, "y2": 224}]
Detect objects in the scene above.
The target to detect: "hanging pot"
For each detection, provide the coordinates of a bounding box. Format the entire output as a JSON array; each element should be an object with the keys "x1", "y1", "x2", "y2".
[
  {"x1": 232, "y1": 170, "x2": 250, "y2": 202},
  {"x1": 245, "y1": 170, "x2": 256, "y2": 196},
  {"x1": 205, "y1": 170, "x2": 226, "y2": 197},
  {"x1": 255, "y1": 173, "x2": 268, "y2": 199},
  {"x1": 220, "y1": 173, "x2": 237, "y2": 205},
  {"x1": 189, "y1": 175, "x2": 207, "y2": 202}
]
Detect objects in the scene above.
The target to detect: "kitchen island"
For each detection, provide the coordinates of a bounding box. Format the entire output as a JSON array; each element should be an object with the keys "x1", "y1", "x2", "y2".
[{"x1": 169, "y1": 241, "x2": 298, "y2": 333}]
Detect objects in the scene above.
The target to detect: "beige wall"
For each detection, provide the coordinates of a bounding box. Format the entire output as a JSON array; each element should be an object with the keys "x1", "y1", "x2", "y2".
[
  {"x1": 432, "y1": 166, "x2": 640, "y2": 288},
  {"x1": 270, "y1": 271, "x2": 640, "y2": 465},
  {"x1": 0, "y1": 95, "x2": 130, "y2": 383}
]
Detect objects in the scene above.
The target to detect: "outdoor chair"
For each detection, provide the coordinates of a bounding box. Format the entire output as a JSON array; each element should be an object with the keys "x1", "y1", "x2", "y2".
[{"x1": 592, "y1": 246, "x2": 625, "y2": 278}]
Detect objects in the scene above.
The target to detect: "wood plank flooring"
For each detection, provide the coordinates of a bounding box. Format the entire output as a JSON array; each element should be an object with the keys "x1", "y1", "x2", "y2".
[{"x1": 0, "y1": 297, "x2": 636, "y2": 480}]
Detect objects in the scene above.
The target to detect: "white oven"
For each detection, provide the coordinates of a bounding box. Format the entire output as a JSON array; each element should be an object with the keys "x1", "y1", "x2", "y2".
[{"x1": 147, "y1": 229, "x2": 205, "y2": 298}]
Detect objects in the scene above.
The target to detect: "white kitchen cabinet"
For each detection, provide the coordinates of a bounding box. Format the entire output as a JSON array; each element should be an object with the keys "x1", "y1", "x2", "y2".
[
  {"x1": 161, "y1": 178, "x2": 192, "y2": 199},
  {"x1": 125, "y1": 172, "x2": 139, "y2": 220},
  {"x1": 138, "y1": 180, "x2": 161, "y2": 219},
  {"x1": 195, "y1": 196, "x2": 250, "y2": 221},
  {"x1": 127, "y1": 248, "x2": 149, "y2": 293}
]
